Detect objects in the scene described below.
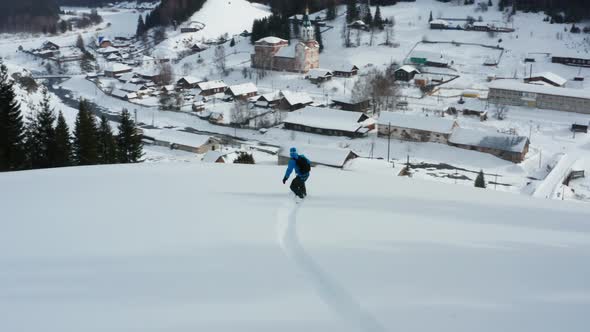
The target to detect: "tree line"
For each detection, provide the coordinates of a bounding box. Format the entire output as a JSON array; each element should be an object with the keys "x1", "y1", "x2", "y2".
[
  {"x1": 143, "y1": 0, "x2": 207, "y2": 31},
  {"x1": 0, "y1": 0, "x2": 60, "y2": 33},
  {"x1": 0, "y1": 60, "x2": 143, "y2": 173}
]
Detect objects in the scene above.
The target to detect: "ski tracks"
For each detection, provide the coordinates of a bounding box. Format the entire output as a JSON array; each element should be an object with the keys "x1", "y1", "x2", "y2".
[{"x1": 276, "y1": 200, "x2": 387, "y2": 332}]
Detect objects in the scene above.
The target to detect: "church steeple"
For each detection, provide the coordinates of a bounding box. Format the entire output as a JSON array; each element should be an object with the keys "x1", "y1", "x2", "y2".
[{"x1": 301, "y1": 7, "x2": 315, "y2": 42}]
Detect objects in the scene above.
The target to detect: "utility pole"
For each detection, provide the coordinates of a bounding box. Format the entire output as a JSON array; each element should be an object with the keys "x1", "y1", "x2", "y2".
[{"x1": 387, "y1": 122, "x2": 391, "y2": 162}]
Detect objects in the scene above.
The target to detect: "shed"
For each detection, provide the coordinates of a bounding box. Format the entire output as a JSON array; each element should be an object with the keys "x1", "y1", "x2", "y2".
[
  {"x1": 430, "y1": 19, "x2": 449, "y2": 29},
  {"x1": 278, "y1": 144, "x2": 359, "y2": 169}
]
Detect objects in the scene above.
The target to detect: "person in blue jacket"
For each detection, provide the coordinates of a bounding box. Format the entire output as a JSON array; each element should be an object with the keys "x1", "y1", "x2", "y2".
[{"x1": 282, "y1": 147, "x2": 311, "y2": 199}]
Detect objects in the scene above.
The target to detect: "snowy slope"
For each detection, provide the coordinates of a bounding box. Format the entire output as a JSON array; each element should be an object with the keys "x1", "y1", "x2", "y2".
[
  {"x1": 189, "y1": 0, "x2": 270, "y2": 39},
  {"x1": 1, "y1": 163, "x2": 590, "y2": 332}
]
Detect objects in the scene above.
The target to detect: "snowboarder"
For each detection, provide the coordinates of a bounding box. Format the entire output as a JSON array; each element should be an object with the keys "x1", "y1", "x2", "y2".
[{"x1": 282, "y1": 147, "x2": 311, "y2": 199}]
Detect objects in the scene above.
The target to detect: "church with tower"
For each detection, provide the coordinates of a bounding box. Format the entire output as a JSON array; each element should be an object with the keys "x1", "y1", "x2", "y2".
[{"x1": 251, "y1": 9, "x2": 320, "y2": 73}]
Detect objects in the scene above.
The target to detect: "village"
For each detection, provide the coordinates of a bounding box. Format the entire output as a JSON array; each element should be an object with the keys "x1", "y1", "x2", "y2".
[{"x1": 6, "y1": 0, "x2": 590, "y2": 203}]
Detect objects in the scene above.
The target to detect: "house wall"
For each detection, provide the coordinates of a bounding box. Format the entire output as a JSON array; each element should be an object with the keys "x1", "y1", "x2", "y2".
[
  {"x1": 552, "y1": 56, "x2": 590, "y2": 67},
  {"x1": 448, "y1": 142, "x2": 528, "y2": 163},
  {"x1": 489, "y1": 87, "x2": 590, "y2": 114},
  {"x1": 395, "y1": 70, "x2": 416, "y2": 82},
  {"x1": 283, "y1": 122, "x2": 363, "y2": 138},
  {"x1": 378, "y1": 125, "x2": 451, "y2": 144}
]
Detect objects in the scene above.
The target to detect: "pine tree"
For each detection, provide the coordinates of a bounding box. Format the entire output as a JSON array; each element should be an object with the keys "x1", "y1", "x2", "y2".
[
  {"x1": 26, "y1": 87, "x2": 56, "y2": 169},
  {"x1": 97, "y1": 115, "x2": 118, "y2": 164},
  {"x1": 136, "y1": 15, "x2": 146, "y2": 37},
  {"x1": 76, "y1": 34, "x2": 85, "y2": 52},
  {"x1": 53, "y1": 111, "x2": 72, "y2": 167},
  {"x1": 73, "y1": 99, "x2": 99, "y2": 165},
  {"x1": 0, "y1": 60, "x2": 26, "y2": 171},
  {"x1": 364, "y1": 8, "x2": 373, "y2": 28},
  {"x1": 314, "y1": 24, "x2": 324, "y2": 52},
  {"x1": 229, "y1": 38, "x2": 236, "y2": 47},
  {"x1": 374, "y1": 6, "x2": 384, "y2": 30},
  {"x1": 117, "y1": 109, "x2": 143, "y2": 164},
  {"x1": 488, "y1": 0, "x2": 493, "y2": 7},
  {"x1": 326, "y1": 0, "x2": 337, "y2": 21},
  {"x1": 429, "y1": 11, "x2": 433, "y2": 23},
  {"x1": 475, "y1": 170, "x2": 486, "y2": 188},
  {"x1": 233, "y1": 152, "x2": 255, "y2": 164},
  {"x1": 346, "y1": 0, "x2": 359, "y2": 23}
]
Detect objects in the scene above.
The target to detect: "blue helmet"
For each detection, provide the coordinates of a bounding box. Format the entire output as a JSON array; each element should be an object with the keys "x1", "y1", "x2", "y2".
[{"x1": 290, "y1": 147, "x2": 298, "y2": 159}]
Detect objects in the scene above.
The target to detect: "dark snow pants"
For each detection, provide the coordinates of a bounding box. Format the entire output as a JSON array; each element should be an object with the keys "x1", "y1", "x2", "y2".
[{"x1": 290, "y1": 176, "x2": 307, "y2": 198}]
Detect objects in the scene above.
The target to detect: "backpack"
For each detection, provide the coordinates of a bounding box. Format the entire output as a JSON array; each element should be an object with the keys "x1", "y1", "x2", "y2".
[{"x1": 295, "y1": 156, "x2": 311, "y2": 174}]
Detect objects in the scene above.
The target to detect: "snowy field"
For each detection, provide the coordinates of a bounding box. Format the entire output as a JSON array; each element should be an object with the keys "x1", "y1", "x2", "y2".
[{"x1": 1, "y1": 163, "x2": 590, "y2": 332}]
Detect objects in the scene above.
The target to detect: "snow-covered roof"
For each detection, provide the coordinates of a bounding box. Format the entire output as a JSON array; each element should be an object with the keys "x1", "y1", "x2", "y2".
[
  {"x1": 107, "y1": 53, "x2": 121, "y2": 60},
  {"x1": 258, "y1": 92, "x2": 282, "y2": 102},
  {"x1": 111, "y1": 89, "x2": 134, "y2": 99},
  {"x1": 449, "y1": 128, "x2": 529, "y2": 153},
  {"x1": 120, "y1": 83, "x2": 146, "y2": 93},
  {"x1": 307, "y1": 68, "x2": 333, "y2": 79},
  {"x1": 281, "y1": 91, "x2": 313, "y2": 106},
  {"x1": 279, "y1": 144, "x2": 358, "y2": 168},
  {"x1": 283, "y1": 107, "x2": 369, "y2": 133},
  {"x1": 162, "y1": 85, "x2": 175, "y2": 92},
  {"x1": 201, "y1": 151, "x2": 227, "y2": 163},
  {"x1": 197, "y1": 80, "x2": 228, "y2": 91},
  {"x1": 275, "y1": 45, "x2": 295, "y2": 58},
  {"x1": 105, "y1": 63, "x2": 132, "y2": 73},
  {"x1": 473, "y1": 22, "x2": 490, "y2": 27},
  {"x1": 396, "y1": 65, "x2": 420, "y2": 74},
  {"x1": 151, "y1": 129, "x2": 212, "y2": 148},
  {"x1": 490, "y1": 80, "x2": 590, "y2": 100},
  {"x1": 527, "y1": 72, "x2": 567, "y2": 86},
  {"x1": 256, "y1": 36, "x2": 287, "y2": 44},
  {"x1": 227, "y1": 82, "x2": 258, "y2": 96},
  {"x1": 332, "y1": 63, "x2": 359, "y2": 72},
  {"x1": 414, "y1": 74, "x2": 430, "y2": 80},
  {"x1": 378, "y1": 112, "x2": 457, "y2": 134},
  {"x1": 178, "y1": 76, "x2": 204, "y2": 85},
  {"x1": 98, "y1": 46, "x2": 119, "y2": 54},
  {"x1": 430, "y1": 19, "x2": 449, "y2": 26},
  {"x1": 118, "y1": 72, "x2": 136, "y2": 82}
]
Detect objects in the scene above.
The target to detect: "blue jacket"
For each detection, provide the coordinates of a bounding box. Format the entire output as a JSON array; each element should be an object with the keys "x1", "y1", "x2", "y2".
[{"x1": 284, "y1": 154, "x2": 310, "y2": 181}]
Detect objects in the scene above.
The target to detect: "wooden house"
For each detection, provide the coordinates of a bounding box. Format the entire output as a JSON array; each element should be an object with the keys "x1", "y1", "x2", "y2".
[
  {"x1": 306, "y1": 69, "x2": 333, "y2": 84},
  {"x1": 378, "y1": 112, "x2": 458, "y2": 144},
  {"x1": 177, "y1": 76, "x2": 204, "y2": 89},
  {"x1": 148, "y1": 129, "x2": 220, "y2": 154},
  {"x1": 282, "y1": 106, "x2": 373, "y2": 138},
  {"x1": 394, "y1": 65, "x2": 420, "y2": 82},
  {"x1": 104, "y1": 63, "x2": 132, "y2": 78},
  {"x1": 255, "y1": 92, "x2": 283, "y2": 108},
  {"x1": 196, "y1": 80, "x2": 228, "y2": 96},
  {"x1": 331, "y1": 97, "x2": 370, "y2": 112},
  {"x1": 226, "y1": 82, "x2": 258, "y2": 100},
  {"x1": 278, "y1": 91, "x2": 313, "y2": 111},
  {"x1": 333, "y1": 64, "x2": 359, "y2": 77}
]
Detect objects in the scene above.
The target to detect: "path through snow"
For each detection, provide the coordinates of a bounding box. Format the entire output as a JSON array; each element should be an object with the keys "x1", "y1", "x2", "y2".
[{"x1": 277, "y1": 200, "x2": 387, "y2": 332}]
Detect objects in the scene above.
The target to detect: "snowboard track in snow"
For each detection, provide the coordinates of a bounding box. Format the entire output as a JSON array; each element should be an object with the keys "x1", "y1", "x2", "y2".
[{"x1": 277, "y1": 200, "x2": 387, "y2": 332}]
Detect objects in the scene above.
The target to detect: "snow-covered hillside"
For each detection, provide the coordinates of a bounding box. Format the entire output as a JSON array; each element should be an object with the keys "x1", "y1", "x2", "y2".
[{"x1": 1, "y1": 163, "x2": 589, "y2": 332}]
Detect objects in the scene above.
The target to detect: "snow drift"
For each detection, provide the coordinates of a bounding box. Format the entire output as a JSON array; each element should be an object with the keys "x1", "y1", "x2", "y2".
[{"x1": 1, "y1": 163, "x2": 589, "y2": 332}]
